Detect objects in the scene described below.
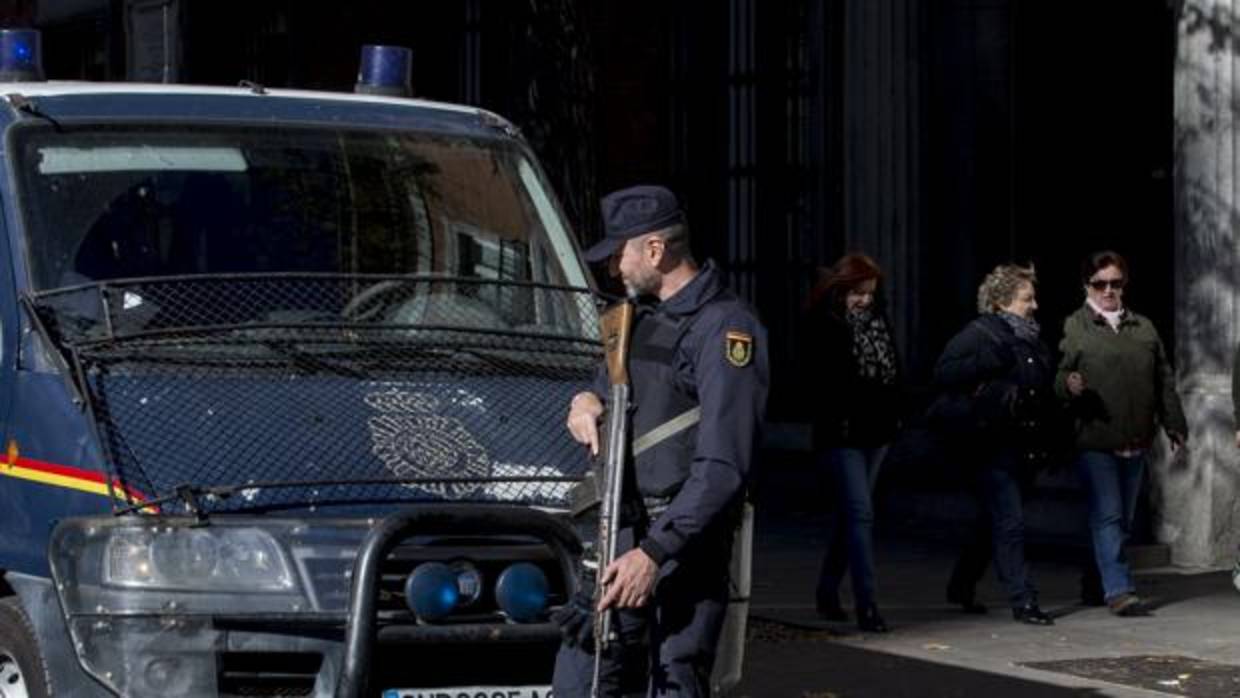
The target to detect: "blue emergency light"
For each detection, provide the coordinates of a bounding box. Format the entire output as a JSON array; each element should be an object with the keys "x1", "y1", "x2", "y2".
[
  {"x1": 404, "y1": 561, "x2": 459, "y2": 621},
  {"x1": 0, "y1": 29, "x2": 43, "y2": 82},
  {"x1": 494, "y1": 562, "x2": 549, "y2": 623},
  {"x1": 355, "y1": 44, "x2": 411, "y2": 97}
]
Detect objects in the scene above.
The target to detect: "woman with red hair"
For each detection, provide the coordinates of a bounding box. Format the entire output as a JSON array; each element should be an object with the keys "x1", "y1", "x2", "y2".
[{"x1": 805, "y1": 253, "x2": 900, "y2": 632}]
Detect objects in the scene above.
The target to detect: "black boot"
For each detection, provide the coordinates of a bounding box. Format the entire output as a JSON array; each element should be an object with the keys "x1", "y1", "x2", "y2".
[
  {"x1": 856, "y1": 604, "x2": 889, "y2": 633},
  {"x1": 1080, "y1": 569, "x2": 1105, "y2": 607},
  {"x1": 946, "y1": 588, "x2": 989, "y2": 615},
  {"x1": 1012, "y1": 602, "x2": 1054, "y2": 626},
  {"x1": 815, "y1": 599, "x2": 848, "y2": 622}
]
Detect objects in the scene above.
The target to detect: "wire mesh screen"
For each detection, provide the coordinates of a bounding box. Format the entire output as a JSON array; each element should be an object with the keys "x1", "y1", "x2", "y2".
[{"x1": 29, "y1": 275, "x2": 602, "y2": 514}]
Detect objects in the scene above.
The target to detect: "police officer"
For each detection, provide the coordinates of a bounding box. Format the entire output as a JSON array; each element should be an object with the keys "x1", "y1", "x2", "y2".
[{"x1": 552, "y1": 185, "x2": 769, "y2": 697}]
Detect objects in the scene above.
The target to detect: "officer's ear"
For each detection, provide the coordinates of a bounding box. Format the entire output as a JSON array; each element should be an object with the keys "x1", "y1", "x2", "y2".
[{"x1": 643, "y1": 235, "x2": 666, "y2": 266}]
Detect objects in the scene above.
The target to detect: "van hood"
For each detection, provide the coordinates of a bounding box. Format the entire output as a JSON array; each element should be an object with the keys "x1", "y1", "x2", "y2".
[{"x1": 28, "y1": 275, "x2": 601, "y2": 516}]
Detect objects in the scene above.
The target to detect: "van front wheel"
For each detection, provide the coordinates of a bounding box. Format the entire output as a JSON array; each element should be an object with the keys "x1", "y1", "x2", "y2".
[{"x1": 0, "y1": 597, "x2": 51, "y2": 698}]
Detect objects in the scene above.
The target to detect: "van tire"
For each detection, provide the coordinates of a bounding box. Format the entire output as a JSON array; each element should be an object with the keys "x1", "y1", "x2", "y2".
[{"x1": 0, "y1": 596, "x2": 51, "y2": 698}]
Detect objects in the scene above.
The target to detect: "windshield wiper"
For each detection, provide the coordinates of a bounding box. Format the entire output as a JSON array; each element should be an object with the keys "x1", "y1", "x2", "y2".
[
  {"x1": 446, "y1": 345, "x2": 594, "y2": 373},
  {"x1": 116, "y1": 474, "x2": 585, "y2": 522},
  {"x1": 260, "y1": 339, "x2": 369, "y2": 379}
]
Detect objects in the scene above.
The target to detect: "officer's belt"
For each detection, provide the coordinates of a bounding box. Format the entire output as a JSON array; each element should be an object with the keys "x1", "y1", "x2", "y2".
[
  {"x1": 632, "y1": 406, "x2": 702, "y2": 457},
  {"x1": 642, "y1": 495, "x2": 672, "y2": 519}
]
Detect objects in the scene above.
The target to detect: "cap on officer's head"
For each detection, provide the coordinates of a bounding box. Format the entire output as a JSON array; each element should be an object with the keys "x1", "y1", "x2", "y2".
[{"x1": 582, "y1": 185, "x2": 686, "y2": 263}]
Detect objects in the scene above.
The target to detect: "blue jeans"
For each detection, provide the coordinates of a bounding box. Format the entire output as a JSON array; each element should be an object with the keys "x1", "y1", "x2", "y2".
[
  {"x1": 948, "y1": 455, "x2": 1037, "y2": 608},
  {"x1": 1076, "y1": 450, "x2": 1146, "y2": 601},
  {"x1": 816, "y1": 446, "x2": 886, "y2": 609}
]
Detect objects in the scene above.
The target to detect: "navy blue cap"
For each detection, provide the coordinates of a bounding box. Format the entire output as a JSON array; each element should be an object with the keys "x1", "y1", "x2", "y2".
[{"x1": 583, "y1": 185, "x2": 686, "y2": 263}]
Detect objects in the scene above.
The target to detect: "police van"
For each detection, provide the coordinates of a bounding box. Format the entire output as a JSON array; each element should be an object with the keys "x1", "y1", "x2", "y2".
[{"x1": 0, "y1": 30, "x2": 748, "y2": 698}]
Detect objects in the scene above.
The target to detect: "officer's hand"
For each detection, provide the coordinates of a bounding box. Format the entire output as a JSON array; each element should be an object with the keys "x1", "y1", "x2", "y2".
[
  {"x1": 1235, "y1": 430, "x2": 1240, "y2": 449},
  {"x1": 1066, "y1": 372, "x2": 1086, "y2": 397},
  {"x1": 567, "y1": 392, "x2": 604, "y2": 456},
  {"x1": 598, "y1": 548, "x2": 658, "y2": 611},
  {"x1": 551, "y1": 582, "x2": 595, "y2": 649}
]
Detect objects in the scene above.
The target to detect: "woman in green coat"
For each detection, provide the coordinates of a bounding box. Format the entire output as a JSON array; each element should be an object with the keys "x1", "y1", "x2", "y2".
[{"x1": 1056, "y1": 250, "x2": 1187, "y2": 617}]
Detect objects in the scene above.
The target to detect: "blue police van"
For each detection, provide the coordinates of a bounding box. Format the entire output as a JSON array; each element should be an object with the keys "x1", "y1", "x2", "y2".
[{"x1": 0, "y1": 31, "x2": 748, "y2": 698}]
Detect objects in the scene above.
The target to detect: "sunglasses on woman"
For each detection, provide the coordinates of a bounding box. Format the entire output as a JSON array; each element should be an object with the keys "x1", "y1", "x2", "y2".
[{"x1": 1087, "y1": 278, "x2": 1126, "y2": 291}]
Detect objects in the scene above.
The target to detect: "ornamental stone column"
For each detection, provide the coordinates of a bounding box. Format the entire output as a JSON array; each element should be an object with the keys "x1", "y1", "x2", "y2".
[{"x1": 1166, "y1": 0, "x2": 1240, "y2": 568}]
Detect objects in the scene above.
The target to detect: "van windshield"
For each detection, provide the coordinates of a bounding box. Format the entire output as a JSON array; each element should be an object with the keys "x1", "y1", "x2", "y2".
[
  {"x1": 9, "y1": 123, "x2": 599, "y2": 510},
  {"x1": 11, "y1": 123, "x2": 595, "y2": 339}
]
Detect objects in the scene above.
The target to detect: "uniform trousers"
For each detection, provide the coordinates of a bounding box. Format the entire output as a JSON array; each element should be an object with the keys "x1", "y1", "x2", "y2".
[{"x1": 552, "y1": 529, "x2": 730, "y2": 698}]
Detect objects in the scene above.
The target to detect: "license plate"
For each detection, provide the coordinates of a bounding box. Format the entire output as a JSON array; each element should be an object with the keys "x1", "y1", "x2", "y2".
[{"x1": 382, "y1": 687, "x2": 553, "y2": 698}]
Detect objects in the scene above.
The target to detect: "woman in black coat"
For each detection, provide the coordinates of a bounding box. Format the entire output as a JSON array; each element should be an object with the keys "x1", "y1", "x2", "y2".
[
  {"x1": 806, "y1": 253, "x2": 900, "y2": 632},
  {"x1": 931, "y1": 263, "x2": 1059, "y2": 626}
]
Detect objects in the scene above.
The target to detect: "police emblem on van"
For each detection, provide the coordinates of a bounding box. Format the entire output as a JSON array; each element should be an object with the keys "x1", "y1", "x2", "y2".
[
  {"x1": 725, "y1": 330, "x2": 753, "y2": 367},
  {"x1": 365, "y1": 388, "x2": 490, "y2": 496}
]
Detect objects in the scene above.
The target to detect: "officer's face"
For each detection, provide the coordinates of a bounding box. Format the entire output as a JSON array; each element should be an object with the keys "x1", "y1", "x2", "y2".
[{"x1": 612, "y1": 235, "x2": 662, "y2": 298}]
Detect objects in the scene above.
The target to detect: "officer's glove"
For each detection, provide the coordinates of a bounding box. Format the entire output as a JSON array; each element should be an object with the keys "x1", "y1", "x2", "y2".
[{"x1": 551, "y1": 575, "x2": 596, "y2": 649}]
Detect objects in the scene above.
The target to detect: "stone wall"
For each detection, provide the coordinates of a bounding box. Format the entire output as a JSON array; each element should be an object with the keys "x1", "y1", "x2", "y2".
[{"x1": 1168, "y1": 0, "x2": 1240, "y2": 568}]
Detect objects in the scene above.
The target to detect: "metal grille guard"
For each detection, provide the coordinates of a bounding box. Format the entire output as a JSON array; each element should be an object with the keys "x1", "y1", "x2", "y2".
[{"x1": 335, "y1": 503, "x2": 583, "y2": 698}]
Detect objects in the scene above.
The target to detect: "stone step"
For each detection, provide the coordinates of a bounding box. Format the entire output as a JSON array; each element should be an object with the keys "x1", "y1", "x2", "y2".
[
  {"x1": 753, "y1": 442, "x2": 1172, "y2": 570},
  {"x1": 881, "y1": 489, "x2": 1171, "y2": 570},
  {"x1": 881, "y1": 489, "x2": 1088, "y2": 542},
  {"x1": 1125, "y1": 543, "x2": 1172, "y2": 569}
]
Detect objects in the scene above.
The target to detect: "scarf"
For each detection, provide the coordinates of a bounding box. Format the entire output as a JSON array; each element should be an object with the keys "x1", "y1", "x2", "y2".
[
  {"x1": 999, "y1": 312, "x2": 1041, "y2": 343},
  {"x1": 846, "y1": 309, "x2": 898, "y2": 385},
  {"x1": 1086, "y1": 298, "x2": 1125, "y2": 331}
]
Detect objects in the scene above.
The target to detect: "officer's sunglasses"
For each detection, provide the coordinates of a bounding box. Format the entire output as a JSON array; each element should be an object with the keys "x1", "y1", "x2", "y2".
[{"x1": 1087, "y1": 278, "x2": 1126, "y2": 291}]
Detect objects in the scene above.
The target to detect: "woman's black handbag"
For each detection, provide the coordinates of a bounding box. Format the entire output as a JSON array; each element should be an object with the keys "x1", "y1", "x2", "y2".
[{"x1": 925, "y1": 386, "x2": 986, "y2": 437}]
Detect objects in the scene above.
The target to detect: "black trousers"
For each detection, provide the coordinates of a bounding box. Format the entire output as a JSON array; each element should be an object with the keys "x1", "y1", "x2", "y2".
[{"x1": 552, "y1": 531, "x2": 730, "y2": 698}]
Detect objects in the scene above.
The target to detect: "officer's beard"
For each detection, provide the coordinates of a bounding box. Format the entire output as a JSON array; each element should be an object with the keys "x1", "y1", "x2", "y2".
[{"x1": 623, "y1": 268, "x2": 660, "y2": 299}]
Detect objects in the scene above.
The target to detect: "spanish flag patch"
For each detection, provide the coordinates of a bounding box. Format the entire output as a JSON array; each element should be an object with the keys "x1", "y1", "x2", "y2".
[{"x1": 725, "y1": 330, "x2": 754, "y2": 367}]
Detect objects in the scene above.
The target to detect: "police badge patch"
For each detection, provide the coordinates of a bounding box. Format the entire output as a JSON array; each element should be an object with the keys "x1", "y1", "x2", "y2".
[{"x1": 725, "y1": 330, "x2": 754, "y2": 367}]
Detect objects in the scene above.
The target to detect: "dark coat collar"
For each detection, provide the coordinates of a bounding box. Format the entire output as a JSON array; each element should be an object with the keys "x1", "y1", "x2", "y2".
[{"x1": 648, "y1": 259, "x2": 728, "y2": 317}]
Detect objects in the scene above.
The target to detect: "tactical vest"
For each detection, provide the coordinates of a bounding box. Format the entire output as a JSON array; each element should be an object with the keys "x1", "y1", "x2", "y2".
[{"x1": 628, "y1": 307, "x2": 700, "y2": 499}]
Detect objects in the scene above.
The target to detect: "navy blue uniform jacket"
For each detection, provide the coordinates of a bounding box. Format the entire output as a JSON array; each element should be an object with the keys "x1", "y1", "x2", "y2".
[{"x1": 590, "y1": 260, "x2": 769, "y2": 564}]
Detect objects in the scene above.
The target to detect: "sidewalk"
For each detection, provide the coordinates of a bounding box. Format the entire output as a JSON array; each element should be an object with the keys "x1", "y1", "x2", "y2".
[{"x1": 738, "y1": 510, "x2": 1240, "y2": 697}]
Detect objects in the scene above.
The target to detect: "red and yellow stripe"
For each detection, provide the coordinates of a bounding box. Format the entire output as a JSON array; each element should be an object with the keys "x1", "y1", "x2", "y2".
[{"x1": 0, "y1": 440, "x2": 153, "y2": 510}]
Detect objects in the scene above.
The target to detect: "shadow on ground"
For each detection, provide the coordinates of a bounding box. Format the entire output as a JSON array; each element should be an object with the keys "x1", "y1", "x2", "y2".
[
  {"x1": 1021, "y1": 655, "x2": 1240, "y2": 697},
  {"x1": 734, "y1": 618, "x2": 1105, "y2": 697}
]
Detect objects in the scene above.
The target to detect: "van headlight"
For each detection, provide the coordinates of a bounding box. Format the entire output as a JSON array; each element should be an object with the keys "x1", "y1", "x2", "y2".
[
  {"x1": 50, "y1": 518, "x2": 308, "y2": 615},
  {"x1": 105, "y1": 527, "x2": 294, "y2": 592},
  {"x1": 49, "y1": 518, "x2": 315, "y2": 698}
]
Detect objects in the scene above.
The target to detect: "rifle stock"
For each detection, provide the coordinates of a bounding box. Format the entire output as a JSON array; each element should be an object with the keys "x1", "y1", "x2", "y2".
[
  {"x1": 601, "y1": 301, "x2": 634, "y2": 387},
  {"x1": 592, "y1": 300, "x2": 634, "y2": 696}
]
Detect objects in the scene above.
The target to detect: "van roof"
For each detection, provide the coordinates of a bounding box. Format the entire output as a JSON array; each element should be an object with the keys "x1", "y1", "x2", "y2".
[
  {"x1": 0, "y1": 81, "x2": 474, "y2": 112},
  {"x1": 0, "y1": 82, "x2": 513, "y2": 136}
]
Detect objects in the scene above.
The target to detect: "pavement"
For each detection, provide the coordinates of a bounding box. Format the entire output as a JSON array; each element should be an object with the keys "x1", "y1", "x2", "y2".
[{"x1": 734, "y1": 508, "x2": 1240, "y2": 697}]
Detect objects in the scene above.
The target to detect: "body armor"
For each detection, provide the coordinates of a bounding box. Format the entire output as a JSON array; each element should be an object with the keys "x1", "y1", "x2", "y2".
[{"x1": 628, "y1": 306, "x2": 700, "y2": 500}]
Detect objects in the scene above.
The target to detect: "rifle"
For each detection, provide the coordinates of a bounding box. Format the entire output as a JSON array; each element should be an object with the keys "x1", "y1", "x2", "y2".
[{"x1": 592, "y1": 300, "x2": 634, "y2": 697}]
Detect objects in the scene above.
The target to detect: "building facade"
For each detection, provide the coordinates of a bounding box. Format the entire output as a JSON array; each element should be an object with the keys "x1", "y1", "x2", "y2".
[{"x1": 15, "y1": 0, "x2": 1238, "y2": 567}]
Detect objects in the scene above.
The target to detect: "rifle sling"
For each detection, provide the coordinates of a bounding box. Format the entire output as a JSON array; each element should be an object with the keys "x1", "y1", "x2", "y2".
[
  {"x1": 569, "y1": 406, "x2": 700, "y2": 519},
  {"x1": 632, "y1": 406, "x2": 702, "y2": 457}
]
